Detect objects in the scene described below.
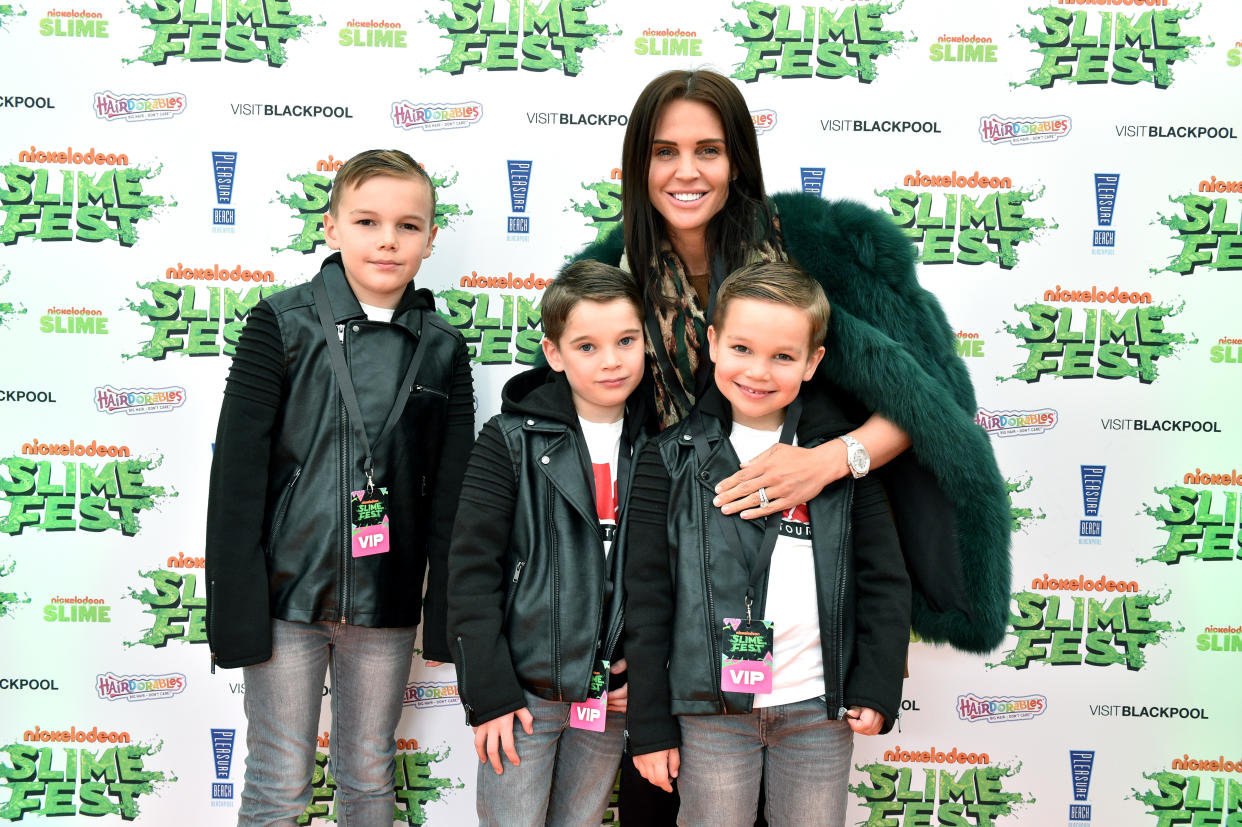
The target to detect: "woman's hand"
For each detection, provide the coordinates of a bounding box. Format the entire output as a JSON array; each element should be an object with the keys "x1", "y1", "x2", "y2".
[
  {"x1": 633, "y1": 748, "x2": 681, "y2": 793},
  {"x1": 605, "y1": 659, "x2": 628, "y2": 713},
  {"x1": 714, "y1": 441, "x2": 848, "y2": 519},
  {"x1": 473, "y1": 708, "x2": 534, "y2": 775}
]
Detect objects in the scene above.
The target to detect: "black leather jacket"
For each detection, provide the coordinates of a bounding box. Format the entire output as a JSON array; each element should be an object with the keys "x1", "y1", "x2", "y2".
[
  {"x1": 206, "y1": 255, "x2": 472, "y2": 668},
  {"x1": 624, "y1": 384, "x2": 911, "y2": 753},
  {"x1": 447, "y1": 367, "x2": 652, "y2": 726}
]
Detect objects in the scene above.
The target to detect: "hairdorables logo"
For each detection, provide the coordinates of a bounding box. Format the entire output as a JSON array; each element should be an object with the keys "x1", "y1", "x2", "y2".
[
  {"x1": 403, "y1": 681, "x2": 460, "y2": 709},
  {"x1": 94, "y1": 385, "x2": 185, "y2": 416},
  {"x1": 724, "y1": 3, "x2": 912, "y2": 83},
  {"x1": 878, "y1": 169, "x2": 1053, "y2": 268},
  {"x1": 979, "y1": 114, "x2": 1071, "y2": 146},
  {"x1": 96, "y1": 672, "x2": 186, "y2": 702},
  {"x1": 957, "y1": 693, "x2": 1047, "y2": 724},
  {"x1": 423, "y1": 0, "x2": 617, "y2": 76},
  {"x1": 976, "y1": 408, "x2": 1058, "y2": 438},
  {"x1": 1153, "y1": 177, "x2": 1242, "y2": 275},
  {"x1": 273, "y1": 157, "x2": 470, "y2": 254},
  {"x1": 125, "y1": 0, "x2": 320, "y2": 66},
  {"x1": 1134, "y1": 752, "x2": 1241, "y2": 825},
  {"x1": 1142, "y1": 468, "x2": 1242, "y2": 566},
  {"x1": 93, "y1": 91, "x2": 186, "y2": 122},
  {"x1": 1014, "y1": 5, "x2": 1207, "y2": 90},
  {"x1": 999, "y1": 288, "x2": 1192, "y2": 384},
  {"x1": 391, "y1": 100, "x2": 482, "y2": 132},
  {"x1": 750, "y1": 108, "x2": 776, "y2": 135},
  {"x1": 987, "y1": 575, "x2": 1181, "y2": 671}
]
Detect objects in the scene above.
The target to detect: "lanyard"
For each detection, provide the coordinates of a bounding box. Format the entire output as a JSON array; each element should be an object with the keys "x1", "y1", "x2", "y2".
[
  {"x1": 692, "y1": 397, "x2": 802, "y2": 622},
  {"x1": 311, "y1": 276, "x2": 427, "y2": 494}
]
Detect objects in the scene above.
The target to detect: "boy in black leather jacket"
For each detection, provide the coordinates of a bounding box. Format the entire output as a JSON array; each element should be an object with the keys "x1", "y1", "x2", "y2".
[
  {"x1": 624, "y1": 262, "x2": 911, "y2": 826},
  {"x1": 447, "y1": 261, "x2": 654, "y2": 826}
]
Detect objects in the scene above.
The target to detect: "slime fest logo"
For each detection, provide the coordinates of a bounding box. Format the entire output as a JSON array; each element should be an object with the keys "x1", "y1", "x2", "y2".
[
  {"x1": 507, "y1": 160, "x2": 532, "y2": 237},
  {"x1": 1006, "y1": 474, "x2": 1046, "y2": 533},
  {"x1": 96, "y1": 672, "x2": 186, "y2": 702},
  {"x1": 1, "y1": 558, "x2": 32, "y2": 620},
  {"x1": 635, "y1": 25, "x2": 700, "y2": 57},
  {"x1": 849, "y1": 747, "x2": 1033, "y2": 825},
  {"x1": 44, "y1": 594, "x2": 111, "y2": 623},
  {"x1": 126, "y1": 275, "x2": 286, "y2": 360},
  {"x1": 124, "y1": 0, "x2": 321, "y2": 67},
  {"x1": 93, "y1": 91, "x2": 186, "y2": 123},
  {"x1": 1, "y1": 145, "x2": 170, "y2": 246},
  {"x1": 210, "y1": 728, "x2": 235, "y2": 804},
  {"x1": 0, "y1": 728, "x2": 174, "y2": 820},
  {"x1": 94, "y1": 385, "x2": 186, "y2": 415},
  {"x1": 1080, "y1": 465, "x2": 1105, "y2": 544},
  {"x1": 423, "y1": 0, "x2": 617, "y2": 76},
  {"x1": 987, "y1": 574, "x2": 1181, "y2": 671},
  {"x1": 800, "y1": 167, "x2": 824, "y2": 196},
  {"x1": 212, "y1": 151, "x2": 236, "y2": 228},
  {"x1": 956, "y1": 693, "x2": 1047, "y2": 724},
  {"x1": 1, "y1": 440, "x2": 174, "y2": 536},
  {"x1": 1093, "y1": 173, "x2": 1119, "y2": 253},
  {"x1": 125, "y1": 566, "x2": 206, "y2": 648},
  {"x1": 1134, "y1": 752, "x2": 1242, "y2": 826},
  {"x1": 1142, "y1": 467, "x2": 1242, "y2": 566},
  {"x1": 299, "y1": 733, "x2": 462, "y2": 825},
  {"x1": 436, "y1": 285, "x2": 543, "y2": 365},
  {"x1": 999, "y1": 286, "x2": 1192, "y2": 384},
  {"x1": 723, "y1": 1, "x2": 913, "y2": 83},
  {"x1": 978, "y1": 114, "x2": 1071, "y2": 146},
  {"x1": 1070, "y1": 750, "x2": 1093, "y2": 825},
  {"x1": 930, "y1": 33, "x2": 996, "y2": 64},
  {"x1": 1013, "y1": 5, "x2": 1208, "y2": 90},
  {"x1": 403, "y1": 681, "x2": 460, "y2": 710},
  {"x1": 273, "y1": 157, "x2": 470, "y2": 255},
  {"x1": 1153, "y1": 177, "x2": 1242, "y2": 275},
  {"x1": 391, "y1": 100, "x2": 482, "y2": 132},
  {"x1": 566, "y1": 169, "x2": 620, "y2": 243},
  {"x1": 1197, "y1": 624, "x2": 1241, "y2": 654},
  {"x1": 0, "y1": 266, "x2": 26, "y2": 327},
  {"x1": 339, "y1": 15, "x2": 407, "y2": 48},
  {"x1": 878, "y1": 169, "x2": 1053, "y2": 268},
  {"x1": 40, "y1": 7, "x2": 110, "y2": 38}
]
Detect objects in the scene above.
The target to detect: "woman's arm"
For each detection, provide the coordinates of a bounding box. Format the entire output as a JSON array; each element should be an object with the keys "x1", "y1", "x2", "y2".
[{"x1": 715, "y1": 412, "x2": 910, "y2": 519}]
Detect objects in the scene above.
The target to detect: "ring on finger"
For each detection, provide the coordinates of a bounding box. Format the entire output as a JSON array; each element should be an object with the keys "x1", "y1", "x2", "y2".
[{"x1": 757, "y1": 487, "x2": 770, "y2": 509}]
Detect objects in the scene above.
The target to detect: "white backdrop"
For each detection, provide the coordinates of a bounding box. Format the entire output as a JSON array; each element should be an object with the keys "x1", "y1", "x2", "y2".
[{"x1": 1, "y1": 1, "x2": 1240, "y2": 824}]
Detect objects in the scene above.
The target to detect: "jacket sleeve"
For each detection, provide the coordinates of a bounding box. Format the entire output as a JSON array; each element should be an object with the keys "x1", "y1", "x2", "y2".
[
  {"x1": 205, "y1": 302, "x2": 284, "y2": 669},
  {"x1": 445, "y1": 418, "x2": 527, "y2": 726},
  {"x1": 421, "y1": 337, "x2": 475, "y2": 664},
  {"x1": 842, "y1": 476, "x2": 910, "y2": 735},
  {"x1": 622, "y1": 441, "x2": 682, "y2": 755}
]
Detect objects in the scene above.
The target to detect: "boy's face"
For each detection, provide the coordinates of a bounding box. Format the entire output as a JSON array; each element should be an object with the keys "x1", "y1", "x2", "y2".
[
  {"x1": 708, "y1": 297, "x2": 825, "y2": 431},
  {"x1": 322, "y1": 174, "x2": 437, "y2": 309},
  {"x1": 542, "y1": 298, "x2": 645, "y2": 423}
]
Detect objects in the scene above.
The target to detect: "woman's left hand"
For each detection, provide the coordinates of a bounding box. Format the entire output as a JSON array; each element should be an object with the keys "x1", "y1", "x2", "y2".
[{"x1": 714, "y1": 441, "x2": 848, "y2": 519}]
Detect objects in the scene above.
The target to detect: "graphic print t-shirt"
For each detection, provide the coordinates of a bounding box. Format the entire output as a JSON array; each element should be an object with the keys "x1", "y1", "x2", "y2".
[
  {"x1": 579, "y1": 417, "x2": 623, "y2": 558},
  {"x1": 728, "y1": 422, "x2": 825, "y2": 708}
]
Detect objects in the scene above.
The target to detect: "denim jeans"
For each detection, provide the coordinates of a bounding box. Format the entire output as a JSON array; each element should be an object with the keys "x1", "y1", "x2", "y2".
[
  {"x1": 237, "y1": 618, "x2": 416, "y2": 827},
  {"x1": 675, "y1": 696, "x2": 853, "y2": 827},
  {"x1": 475, "y1": 689, "x2": 625, "y2": 827}
]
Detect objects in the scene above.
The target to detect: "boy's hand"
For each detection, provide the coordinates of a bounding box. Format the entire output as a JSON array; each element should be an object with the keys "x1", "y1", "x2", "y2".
[
  {"x1": 845, "y1": 706, "x2": 884, "y2": 736},
  {"x1": 424, "y1": 660, "x2": 445, "y2": 667},
  {"x1": 714, "y1": 442, "x2": 846, "y2": 519},
  {"x1": 633, "y1": 748, "x2": 680, "y2": 793},
  {"x1": 473, "y1": 708, "x2": 534, "y2": 774},
  {"x1": 606, "y1": 659, "x2": 627, "y2": 713}
]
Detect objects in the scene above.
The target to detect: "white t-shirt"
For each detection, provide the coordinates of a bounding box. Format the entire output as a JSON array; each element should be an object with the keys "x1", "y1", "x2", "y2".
[
  {"x1": 579, "y1": 416, "x2": 623, "y2": 558},
  {"x1": 728, "y1": 422, "x2": 825, "y2": 708},
  {"x1": 358, "y1": 301, "x2": 395, "y2": 323}
]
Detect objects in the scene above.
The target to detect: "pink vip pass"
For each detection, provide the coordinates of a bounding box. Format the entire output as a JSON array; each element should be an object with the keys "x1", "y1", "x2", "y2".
[
  {"x1": 720, "y1": 618, "x2": 774, "y2": 694},
  {"x1": 570, "y1": 660, "x2": 609, "y2": 732},
  {"x1": 350, "y1": 487, "x2": 390, "y2": 557}
]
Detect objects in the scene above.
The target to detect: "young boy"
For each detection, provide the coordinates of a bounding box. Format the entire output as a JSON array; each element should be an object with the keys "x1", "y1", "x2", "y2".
[
  {"x1": 624, "y1": 261, "x2": 911, "y2": 826},
  {"x1": 447, "y1": 261, "x2": 653, "y2": 826},
  {"x1": 205, "y1": 149, "x2": 474, "y2": 824}
]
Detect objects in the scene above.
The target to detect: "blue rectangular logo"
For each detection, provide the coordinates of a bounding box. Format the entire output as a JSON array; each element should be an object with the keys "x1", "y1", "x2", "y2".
[
  {"x1": 1093, "y1": 174, "x2": 1118, "y2": 226},
  {"x1": 211, "y1": 783, "x2": 234, "y2": 800},
  {"x1": 212, "y1": 152, "x2": 237, "y2": 204},
  {"x1": 800, "y1": 167, "x2": 825, "y2": 196},
  {"x1": 1080, "y1": 520, "x2": 1102, "y2": 537},
  {"x1": 1069, "y1": 803, "x2": 1092, "y2": 821},
  {"x1": 213, "y1": 208, "x2": 236, "y2": 226},
  {"x1": 1080, "y1": 465, "x2": 1105, "y2": 517},
  {"x1": 211, "y1": 728, "x2": 236, "y2": 780},
  {"x1": 1092, "y1": 230, "x2": 1115, "y2": 247},
  {"x1": 1070, "y1": 750, "x2": 1095, "y2": 801},
  {"x1": 507, "y1": 216, "x2": 530, "y2": 234},
  {"x1": 507, "y1": 160, "x2": 532, "y2": 213}
]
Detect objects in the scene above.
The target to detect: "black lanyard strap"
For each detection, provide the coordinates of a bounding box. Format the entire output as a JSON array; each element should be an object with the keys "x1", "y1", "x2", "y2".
[
  {"x1": 692, "y1": 397, "x2": 802, "y2": 621},
  {"x1": 311, "y1": 276, "x2": 427, "y2": 492}
]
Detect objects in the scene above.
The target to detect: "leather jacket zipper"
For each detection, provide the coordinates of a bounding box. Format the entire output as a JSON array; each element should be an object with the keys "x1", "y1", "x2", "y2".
[
  {"x1": 338, "y1": 397, "x2": 351, "y2": 623},
  {"x1": 208, "y1": 578, "x2": 217, "y2": 674},
  {"x1": 701, "y1": 486, "x2": 726, "y2": 710},
  {"x1": 267, "y1": 466, "x2": 303, "y2": 551},
  {"x1": 550, "y1": 515, "x2": 562, "y2": 700},
  {"x1": 834, "y1": 486, "x2": 854, "y2": 718},
  {"x1": 456, "y1": 636, "x2": 473, "y2": 725}
]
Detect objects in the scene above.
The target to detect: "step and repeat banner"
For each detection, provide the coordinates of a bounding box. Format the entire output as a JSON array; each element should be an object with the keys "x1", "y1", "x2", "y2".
[{"x1": 1, "y1": 0, "x2": 1239, "y2": 824}]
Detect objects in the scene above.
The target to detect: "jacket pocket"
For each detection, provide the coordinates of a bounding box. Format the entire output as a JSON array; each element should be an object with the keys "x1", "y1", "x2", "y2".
[
  {"x1": 502, "y1": 560, "x2": 525, "y2": 619},
  {"x1": 412, "y1": 383, "x2": 449, "y2": 399},
  {"x1": 266, "y1": 465, "x2": 303, "y2": 554}
]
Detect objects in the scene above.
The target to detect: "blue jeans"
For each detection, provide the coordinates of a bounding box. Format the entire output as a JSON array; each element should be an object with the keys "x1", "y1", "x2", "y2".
[
  {"x1": 675, "y1": 696, "x2": 853, "y2": 827},
  {"x1": 237, "y1": 618, "x2": 416, "y2": 827},
  {"x1": 475, "y1": 690, "x2": 625, "y2": 827}
]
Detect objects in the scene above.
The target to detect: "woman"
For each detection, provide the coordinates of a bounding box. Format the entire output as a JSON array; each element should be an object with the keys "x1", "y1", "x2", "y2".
[{"x1": 569, "y1": 69, "x2": 1011, "y2": 654}]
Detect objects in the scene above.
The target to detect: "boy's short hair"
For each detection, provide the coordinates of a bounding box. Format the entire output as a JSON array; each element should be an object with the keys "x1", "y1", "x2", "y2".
[
  {"x1": 541, "y1": 261, "x2": 645, "y2": 345},
  {"x1": 328, "y1": 149, "x2": 437, "y2": 219},
  {"x1": 713, "y1": 261, "x2": 831, "y2": 348}
]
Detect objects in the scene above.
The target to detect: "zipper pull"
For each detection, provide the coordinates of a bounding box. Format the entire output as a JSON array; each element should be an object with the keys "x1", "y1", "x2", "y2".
[
  {"x1": 210, "y1": 652, "x2": 216, "y2": 675},
  {"x1": 512, "y1": 561, "x2": 525, "y2": 583},
  {"x1": 837, "y1": 706, "x2": 849, "y2": 721}
]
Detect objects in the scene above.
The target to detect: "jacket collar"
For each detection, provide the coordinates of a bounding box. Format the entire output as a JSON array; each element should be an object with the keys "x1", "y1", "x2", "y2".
[{"x1": 318, "y1": 252, "x2": 433, "y2": 337}]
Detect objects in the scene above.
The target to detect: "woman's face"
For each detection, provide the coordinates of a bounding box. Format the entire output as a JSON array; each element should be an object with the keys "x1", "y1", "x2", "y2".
[{"x1": 647, "y1": 98, "x2": 732, "y2": 249}]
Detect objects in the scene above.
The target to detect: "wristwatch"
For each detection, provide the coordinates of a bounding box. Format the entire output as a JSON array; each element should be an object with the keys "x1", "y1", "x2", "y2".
[{"x1": 837, "y1": 435, "x2": 871, "y2": 479}]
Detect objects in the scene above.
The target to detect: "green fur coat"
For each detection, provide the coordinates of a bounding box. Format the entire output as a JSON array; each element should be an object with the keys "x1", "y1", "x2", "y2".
[{"x1": 567, "y1": 191, "x2": 1012, "y2": 653}]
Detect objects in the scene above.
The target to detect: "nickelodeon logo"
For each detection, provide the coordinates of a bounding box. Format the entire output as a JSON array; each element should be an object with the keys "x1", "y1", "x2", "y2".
[{"x1": 18, "y1": 145, "x2": 129, "y2": 166}]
